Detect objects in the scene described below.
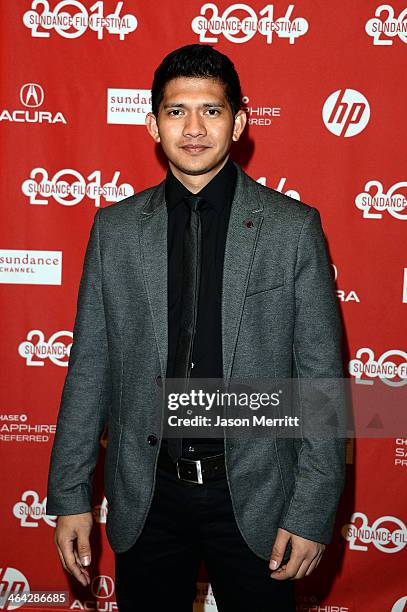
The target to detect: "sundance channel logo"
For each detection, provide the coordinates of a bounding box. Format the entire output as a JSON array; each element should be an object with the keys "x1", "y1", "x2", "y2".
[
  {"x1": 0, "y1": 250, "x2": 62, "y2": 285},
  {"x1": 107, "y1": 88, "x2": 151, "y2": 125}
]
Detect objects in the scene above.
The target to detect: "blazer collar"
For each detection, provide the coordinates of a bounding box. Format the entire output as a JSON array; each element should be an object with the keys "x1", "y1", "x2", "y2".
[
  {"x1": 141, "y1": 162, "x2": 264, "y2": 217},
  {"x1": 140, "y1": 162, "x2": 264, "y2": 384}
]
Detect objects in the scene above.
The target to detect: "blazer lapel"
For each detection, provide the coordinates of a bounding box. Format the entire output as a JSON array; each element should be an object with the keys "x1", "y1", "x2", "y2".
[
  {"x1": 140, "y1": 180, "x2": 168, "y2": 377},
  {"x1": 139, "y1": 165, "x2": 264, "y2": 385},
  {"x1": 222, "y1": 165, "x2": 264, "y2": 384}
]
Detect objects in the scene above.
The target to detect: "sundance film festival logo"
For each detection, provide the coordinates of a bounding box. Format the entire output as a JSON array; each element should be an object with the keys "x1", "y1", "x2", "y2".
[
  {"x1": 342, "y1": 512, "x2": 407, "y2": 554},
  {"x1": 256, "y1": 176, "x2": 300, "y2": 201},
  {"x1": 322, "y1": 89, "x2": 370, "y2": 137},
  {"x1": 355, "y1": 180, "x2": 407, "y2": 220},
  {"x1": 12, "y1": 491, "x2": 56, "y2": 528},
  {"x1": 93, "y1": 497, "x2": 108, "y2": 524},
  {"x1": 349, "y1": 348, "x2": 407, "y2": 386},
  {"x1": 23, "y1": 0, "x2": 137, "y2": 40},
  {"x1": 107, "y1": 88, "x2": 151, "y2": 125},
  {"x1": 365, "y1": 5, "x2": 407, "y2": 45},
  {"x1": 18, "y1": 330, "x2": 72, "y2": 367},
  {"x1": 192, "y1": 3, "x2": 308, "y2": 45},
  {"x1": 0, "y1": 567, "x2": 30, "y2": 610},
  {"x1": 0, "y1": 83, "x2": 67, "y2": 124},
  {"x1": 22, "y1": 168, "x2": 134, "y2": 207},
  {"x1": 0, "y1": 250, "x2": 62, "y2": 285},
  {"x1": 194, "y1": 583, "x2": 217, "y2": 610}
]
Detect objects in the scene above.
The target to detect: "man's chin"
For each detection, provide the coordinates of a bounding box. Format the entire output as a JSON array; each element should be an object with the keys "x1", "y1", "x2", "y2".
[{"x1": 170, "y1": 157, "x2": 229, "y2": 177}]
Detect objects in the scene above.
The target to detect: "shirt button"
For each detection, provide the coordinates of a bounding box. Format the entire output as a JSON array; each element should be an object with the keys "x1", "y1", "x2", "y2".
[{"x1": 147, "y1": 434, "x2": 158, "y2": 446}]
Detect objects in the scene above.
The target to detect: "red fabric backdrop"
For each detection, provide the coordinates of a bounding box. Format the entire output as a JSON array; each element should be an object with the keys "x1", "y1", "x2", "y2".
[{"x1": 1, "y1": 1, "x2": 406, "y2": 610}]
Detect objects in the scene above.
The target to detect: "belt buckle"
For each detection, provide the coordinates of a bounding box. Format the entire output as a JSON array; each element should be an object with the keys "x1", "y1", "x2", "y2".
[{"x1": 176, "y1": 458, "x2": 203, "y2": 484}]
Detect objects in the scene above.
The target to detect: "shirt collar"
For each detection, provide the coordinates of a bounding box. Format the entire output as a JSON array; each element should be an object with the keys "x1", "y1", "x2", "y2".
[{"x1": 165, "y1": 157, "x2": 237, "y2": 214}]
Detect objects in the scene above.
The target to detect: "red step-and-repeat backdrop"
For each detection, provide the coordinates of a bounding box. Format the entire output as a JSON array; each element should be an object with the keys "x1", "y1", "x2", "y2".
[{"x1": 1, "y1": 1, "x2": 406, "y2": 610}]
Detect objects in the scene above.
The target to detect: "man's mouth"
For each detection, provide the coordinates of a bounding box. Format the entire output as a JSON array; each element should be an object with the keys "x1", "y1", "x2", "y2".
[{"x1": 180, "y1": 144, "x2": 211, "y2": 154}]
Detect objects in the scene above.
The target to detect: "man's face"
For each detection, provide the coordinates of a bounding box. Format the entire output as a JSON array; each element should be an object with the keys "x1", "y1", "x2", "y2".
[{"x1": 146, "y1": 77, "x2": 246, "y2": 181}]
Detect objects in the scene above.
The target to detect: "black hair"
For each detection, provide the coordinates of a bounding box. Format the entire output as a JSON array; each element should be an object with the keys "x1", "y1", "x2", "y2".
[{"x1": 151, "y1": 44, "x2": 242, "y2": 116}]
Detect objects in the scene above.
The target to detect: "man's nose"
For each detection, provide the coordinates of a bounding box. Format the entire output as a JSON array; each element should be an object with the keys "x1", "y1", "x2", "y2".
[{"x1": 183, "y1": 112, "x2": 206, "y2": 138}]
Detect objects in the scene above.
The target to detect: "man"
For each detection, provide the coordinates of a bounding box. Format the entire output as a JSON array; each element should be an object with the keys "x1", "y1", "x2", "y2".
[{"x1": 46, "y1": 44, "x2": 346, "y2": 611}]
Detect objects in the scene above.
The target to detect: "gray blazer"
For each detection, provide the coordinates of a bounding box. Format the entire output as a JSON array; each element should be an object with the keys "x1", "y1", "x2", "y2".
[{"x1": 46, "y1": 163, "x2": 346, "y2": 563}]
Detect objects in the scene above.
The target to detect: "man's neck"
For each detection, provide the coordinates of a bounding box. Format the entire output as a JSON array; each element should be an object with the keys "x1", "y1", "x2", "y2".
[{"x1": 168, "y1": 156, "x2": 230, "y2": 194}]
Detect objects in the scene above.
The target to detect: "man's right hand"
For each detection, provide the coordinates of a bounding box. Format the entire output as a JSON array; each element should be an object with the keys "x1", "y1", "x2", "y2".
[{"x1": 54, "y1": 512, "x2": 93, "y2": 587}]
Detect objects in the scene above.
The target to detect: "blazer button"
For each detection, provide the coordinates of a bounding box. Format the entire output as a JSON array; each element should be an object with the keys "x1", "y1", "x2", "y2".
[
  {"x1": 147, "y1": 434, "x2": 158, "y2": 446},
  {"x1": 156, "y1": 375, "x2": 162, "y2": 388}
]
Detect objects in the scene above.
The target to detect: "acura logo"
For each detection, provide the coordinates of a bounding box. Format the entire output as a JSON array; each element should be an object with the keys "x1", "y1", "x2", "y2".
[
  {"x1": 20, "y1": 83, "x2": 44, "y2": 108},
  {"x1": 91, "y1": 575, "x2": 115, "y2": 599}
]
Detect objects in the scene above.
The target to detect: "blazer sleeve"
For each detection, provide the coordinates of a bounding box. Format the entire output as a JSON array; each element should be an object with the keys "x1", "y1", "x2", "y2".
[
  {"x1": 278, "y1": 206, "x2": 347, "y2": 544},
  {"x1": 46, "y1": 209, "x2": 111, "y2": 516}
]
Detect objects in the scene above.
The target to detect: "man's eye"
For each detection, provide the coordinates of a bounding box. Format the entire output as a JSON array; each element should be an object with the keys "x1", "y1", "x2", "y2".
[
  {"x1": 206, "y1": 109, "x2": 220, "y2": 116},
  {"x1": 168, "y1": 110, "x2": 183, "y2": 116}
]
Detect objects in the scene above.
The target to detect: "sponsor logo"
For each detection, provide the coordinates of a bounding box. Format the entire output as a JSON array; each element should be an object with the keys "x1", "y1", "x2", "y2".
[
  {"x1": 322, "y1": 89, "x2": 370, "y2": 137},
  {"x1": 342, "y1": 512, "x2": 407, "y2": 553},
  {"x1": 0, "y1": 414, "x2": 56, "y2": 444},
  {"x1": 0, "y1": 250, "x2": 62, "y2": 285},
  {"x1": 107, "y1": 88, "x2": 151, "y2": 125},
  {"x1": 23, "y1": 1, "x2": 137, "y2": 40},
  {"x1": 242, "y1": 95, "x2": 281, "y2": 127},
  {"x1": 332, "y1": 264, "x2": 360, "y2": 303},
  {"x1": 20, "y1": 83, "x2": 44, "y2": 108},
  {"x1": 391, "y1": 596, "x2": 407, "y2": 612},
  {"x1": 365, "y1": 5, "x2": 407, "y2": 45},
  {"x1": 192, "y1": 3, "x2": 308, "y2": 45},
  {"x1": 0, "y1": 567, "x2": 30, "y2": 610},
  {"x1": 12, "y1": 491, "x2": 56, "y2": 527},
  {"x1": 22, "y1": 168, "x2": 134, "y2": 207},
  {"x1": 91, "y1": 576, "x2": 114, "y2": 600},
  {"x1": 70, "y1": 575, "x2": 117, "y2": 611},
  {"x1": 0, "y1": 83, "x2": 67, "y2": 124},
  {"x1": 349, "y1": 348, "x2": 407, "y2": 386},
  {"x1": 395, "y1": 438, "x2": 407, "y2": 468},
  {"x1": 18, "y1": 330, "x2": 72, "y2": 367},
  {"x1": 296, "y1": 596, "x2": 350, "y2": 612},
  {"x1": 355, "y1": 180, "x2": 407, "y2": 220}
]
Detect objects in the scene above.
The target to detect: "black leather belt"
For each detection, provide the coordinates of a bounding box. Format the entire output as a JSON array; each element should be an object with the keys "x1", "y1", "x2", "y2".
[{"x1": 157, "y1": 451, "x2": 226, "y2": 484}]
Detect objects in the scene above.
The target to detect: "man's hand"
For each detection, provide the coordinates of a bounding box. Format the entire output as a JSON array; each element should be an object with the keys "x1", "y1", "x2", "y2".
[
  {"x1": 269, "y1": 527, "x2": 325, "y2": 580},
  {"x1": 54, "y1": 512, "x2": 93, "y2": 587}
]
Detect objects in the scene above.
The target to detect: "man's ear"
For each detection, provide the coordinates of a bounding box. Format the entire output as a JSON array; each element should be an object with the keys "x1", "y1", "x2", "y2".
[
  {"x1": 146, "y1": 112, "x2": 160, "y2": 143},
  {"x1": 232, "y1": 110, "x2": 247, "y2": 142}
]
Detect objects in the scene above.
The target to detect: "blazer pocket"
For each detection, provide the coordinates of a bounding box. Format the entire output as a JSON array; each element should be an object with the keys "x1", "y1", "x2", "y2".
[{"x1": 246, "y1": 269, "x2": 285, "y2": 298}]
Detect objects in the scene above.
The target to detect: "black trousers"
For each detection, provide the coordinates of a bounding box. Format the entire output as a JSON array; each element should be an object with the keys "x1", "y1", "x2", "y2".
[{"x1": 115, "y1": 464, "x2": 296, "y2": 612}]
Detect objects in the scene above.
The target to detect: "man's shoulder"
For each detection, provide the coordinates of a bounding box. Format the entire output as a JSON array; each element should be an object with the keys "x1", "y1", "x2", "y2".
[{"x1": 238, "y1": 165, "x2": 317, "y2": 224}]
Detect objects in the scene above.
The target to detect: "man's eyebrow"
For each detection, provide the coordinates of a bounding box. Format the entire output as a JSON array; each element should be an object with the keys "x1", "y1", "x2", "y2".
[{"x1": 162, "y1": 102, "x2": 226, "y2": 109}]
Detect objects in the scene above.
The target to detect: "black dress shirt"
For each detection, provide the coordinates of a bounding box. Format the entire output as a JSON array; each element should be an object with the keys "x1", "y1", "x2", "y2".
[{"x1": 161, "y1": 158, "x2": 237, "y2": 458}]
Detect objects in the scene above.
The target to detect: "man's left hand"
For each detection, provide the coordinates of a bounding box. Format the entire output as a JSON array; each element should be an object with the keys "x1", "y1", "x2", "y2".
[{"x1": 269, "y1": 527, "x2": 325, "y2": 580}]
